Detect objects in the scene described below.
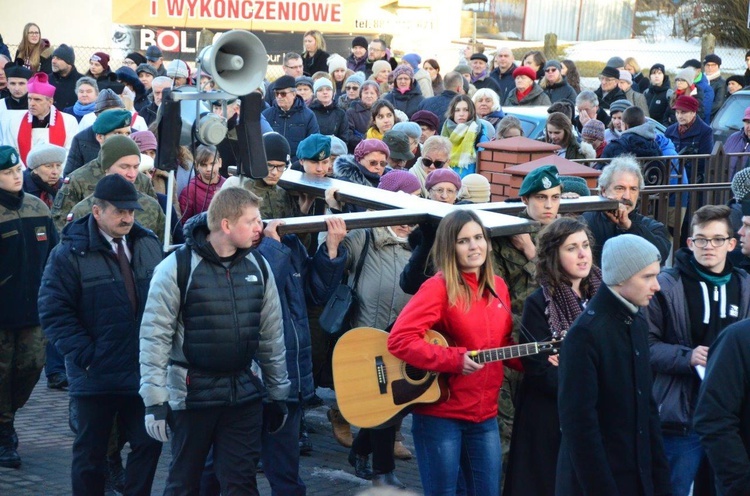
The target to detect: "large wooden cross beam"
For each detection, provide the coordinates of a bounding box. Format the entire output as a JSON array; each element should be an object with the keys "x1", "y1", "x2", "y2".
[{"x1": 276, "y1": 170, "x2": 619, "y2": 237}]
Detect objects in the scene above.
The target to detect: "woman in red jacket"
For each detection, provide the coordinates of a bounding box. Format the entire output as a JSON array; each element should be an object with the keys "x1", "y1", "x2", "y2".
[{"x1": 387, "y1": 209, "x2": 517, "y2": 496}]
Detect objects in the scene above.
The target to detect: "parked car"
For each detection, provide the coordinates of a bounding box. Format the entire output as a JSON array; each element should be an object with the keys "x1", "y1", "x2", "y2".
[
  {"x1": 501, "y1": 106, "x2": 666, "y2": 141},
  {"x1": 711, "y1": 89, "x2": 750, "y2": 144}
]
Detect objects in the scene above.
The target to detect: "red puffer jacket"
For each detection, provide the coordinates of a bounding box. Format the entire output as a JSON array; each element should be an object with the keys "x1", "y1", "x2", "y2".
[
  {"x1": 179, "y1": 175, "x2": 225, "y2": 223},
  {"x1": 388, "y1": 271, "x2": 519, "y2": 423}
]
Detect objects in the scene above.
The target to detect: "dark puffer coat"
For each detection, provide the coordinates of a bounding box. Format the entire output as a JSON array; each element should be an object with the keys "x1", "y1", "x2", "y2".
[
  {"x1": 262, "y1": 95, "x2": 320, "y2": 161},
  {"x1": 383, "y1": 84, "x2": 424, "y2": 118},
  {"x1": 309, "y1": 99, "x2": 351, "y2": 145}
]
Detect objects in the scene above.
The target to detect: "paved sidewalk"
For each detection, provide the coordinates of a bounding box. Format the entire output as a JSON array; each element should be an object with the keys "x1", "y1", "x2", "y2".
[{"x1": 0, "y1": 379, "x2": 422, "y2": 495}]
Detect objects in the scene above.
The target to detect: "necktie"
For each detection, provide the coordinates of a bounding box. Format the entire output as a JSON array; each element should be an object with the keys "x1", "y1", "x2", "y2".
[{"x1": 114, "y1": 238, "x2": 138, "y2": 314}]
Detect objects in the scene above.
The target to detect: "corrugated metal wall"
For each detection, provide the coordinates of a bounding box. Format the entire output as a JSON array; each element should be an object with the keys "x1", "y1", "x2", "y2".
[{"x1": 522, "y1": 0, "x2": 636, "y2": 41}]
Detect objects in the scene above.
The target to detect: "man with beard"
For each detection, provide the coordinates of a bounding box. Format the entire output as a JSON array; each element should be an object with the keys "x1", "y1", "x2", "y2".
[
  {"x1": 583, "y1": 156, "x2": 670, "y2": 267},
  {"x1": 49, "y1": 44, "x2": 82, "y2": 111}
]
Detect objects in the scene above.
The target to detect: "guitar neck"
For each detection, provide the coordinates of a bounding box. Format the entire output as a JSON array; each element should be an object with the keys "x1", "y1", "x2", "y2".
[{"x1": 469, "y1": 343, "x2": 541, "y2": 364}]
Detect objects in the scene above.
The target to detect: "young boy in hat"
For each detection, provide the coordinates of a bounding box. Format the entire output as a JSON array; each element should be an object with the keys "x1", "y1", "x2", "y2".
[{"x1": 0, "y1": 145, "x2": 58, "y2": 468}]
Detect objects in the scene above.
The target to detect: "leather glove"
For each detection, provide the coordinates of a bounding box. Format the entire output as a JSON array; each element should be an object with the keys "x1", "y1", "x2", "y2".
[
  {"x1": 263, "y1": 401, "x2": 289, "y2": 434},
  {"x1": 144, "y1": 403, "x2": 169, "y2": 442}
]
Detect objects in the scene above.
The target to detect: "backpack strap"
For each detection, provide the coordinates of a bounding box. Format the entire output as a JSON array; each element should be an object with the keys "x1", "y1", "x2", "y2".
[
  {"x1": 175, "y1": 244, "x2": 192, "y2": 310},
  {"x1": 351, "y1": 229, "x2": 371, "y2": 289},
  {"x1": 251, "y1": 249, "x2": 269, "y2": 287}
]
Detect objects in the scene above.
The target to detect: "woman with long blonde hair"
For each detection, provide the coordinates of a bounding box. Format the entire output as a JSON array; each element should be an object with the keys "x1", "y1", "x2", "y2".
[
  {"x1": 14, "y1": 22, "x2": 53, "y2": 74},
  {"x1": 388, "y1": 209, "x2": 519, "y2": 496},
  {"x1": 301, "y1": 29, "x2": 330, "y2": 76}
]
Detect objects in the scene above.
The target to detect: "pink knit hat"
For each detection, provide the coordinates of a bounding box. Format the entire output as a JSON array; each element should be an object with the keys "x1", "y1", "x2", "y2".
[
  {"x1": 378, "y1": 170, "x2": 421, "y2": 194},
  {"x1": 354, "y1": 139, "x2": 390, "y2": 162},
  {"x1": 27, "y1": 73, "x2": 56, "y2": 98},
  {"x1": 425, "y1": 168, "x2": 462, "y2": 192}
]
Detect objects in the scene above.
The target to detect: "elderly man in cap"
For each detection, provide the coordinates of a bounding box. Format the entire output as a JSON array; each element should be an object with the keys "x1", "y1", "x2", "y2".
[
  {"x1": 0, "y1": 146, "x2": 57, "y2": 468},
  {"x1": 1, "y1": 73, "x2": 78, "y2": 164},
  {"x1": 594, "y1": 66, "x2": 627, "y2": 111},
  {"x1": 703, "y1": 54, "x2": 726, "y2": 120},
  {"x1": 618, "y1": 70, "x2": 649, "y2": 116},
  {"x1": 263, "y1": 75, "x2": 320, "y2": 162},
  {"x1": 39, "y1": 173, "x2": 163, "y2": 495},
  {"x1": 52, "y1": 130, "x2": 156, "y2": 232},
  {"x1": 664, "y1": 95, "x2": 714, "y2": 182},
  {"x1": 66, "y1": 135, "x2": 166, "y2": 244},
  {"x1": 583, "y1": 156, "x2": 670, "y2": 267},
  {"x1": 0, "y1": 63, "x2": 31, "y2": 111},
  {"x1": 556, "y1": 234, "x2": 671, "y2": 496},
  {"x1": 64, "y1": 107, "x2": 132, "y2": 176},
  {"x1": 492, "y1": 165, "x2": 562, "y2": 469},
  {"x1": 49, "y1": 44, "x2": 83, "y2": 111},
  {"x1": 145, "y1": 45, "x2": 166, "y2": 76},
  {"x1": 469, "y1": 52, "x2": 502, "y2": 95}
]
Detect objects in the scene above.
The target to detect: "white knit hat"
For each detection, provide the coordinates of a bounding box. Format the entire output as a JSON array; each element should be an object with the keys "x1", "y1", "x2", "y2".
[{"x1": 327, "y1": 53, "x2": 347, "y2": 73}]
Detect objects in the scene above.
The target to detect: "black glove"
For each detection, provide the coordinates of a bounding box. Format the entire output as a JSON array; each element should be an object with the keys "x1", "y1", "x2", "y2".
[{"x1": 263, "y1": 401, "x2": 289, "y2": 434}]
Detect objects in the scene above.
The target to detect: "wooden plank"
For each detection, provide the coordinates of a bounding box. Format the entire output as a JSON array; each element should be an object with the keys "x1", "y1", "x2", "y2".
[
  {"x1": 276, "y1": 209, "x2": 431, "y2": 235},
  {"x1": 474, "y1": 196, "x2": 620, "y2": 215}
]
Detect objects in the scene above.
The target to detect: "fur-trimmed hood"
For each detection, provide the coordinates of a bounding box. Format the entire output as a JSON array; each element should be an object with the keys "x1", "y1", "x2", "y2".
[{"x1": 333, "y1": 154, "x2": 391, "y2": 188}]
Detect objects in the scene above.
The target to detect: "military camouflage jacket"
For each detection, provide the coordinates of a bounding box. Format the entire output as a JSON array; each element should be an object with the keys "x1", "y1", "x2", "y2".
[
  {"x1": 68, "y1": 193, "x2": 166, "y2": 245},
  {"x1": 51, "y1": 156, "x2": 157, "y2": 232}
]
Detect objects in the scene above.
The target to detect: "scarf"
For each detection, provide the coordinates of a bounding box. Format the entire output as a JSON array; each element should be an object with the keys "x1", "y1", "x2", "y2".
[
  {"x1": 442, "y1": 119, "x2": 479, "y2": 175},
  {"x1": 705, "y1": 71, "x2": 722, "y2": 82},
  {"x1": 540, "y1": 265, "x2": 603, "y2": 338},
  {"x1": 409, "y1": 159, "x2": 430, "y2": 197},
  {"x1": 355, "y1": 163, "x2": 383, "y2": 187},
  {"x1": 18, "y1": 109, "x2": 67, "y2": 165},
  {"x1": 30, "y1": 172, "x2": 59, "y2": 208},
  {"x1": 515, "y1": 85, "x2": 533, "y2": 102},
  {"x1": 470, "y1": 70, "x2": 487, "y2": 83},
  {"x1": 678, "y1": 117, "x2": 696, "y2": 136},
  {"x1": 691, "y1": 258, "x2": 733, "y2": 287},
  {"x1": 366, "y1": 127, "x2": 384, "y2": 140},
  {"x1": 72, "y1": 101, "x2": 96, "y2": 118}
]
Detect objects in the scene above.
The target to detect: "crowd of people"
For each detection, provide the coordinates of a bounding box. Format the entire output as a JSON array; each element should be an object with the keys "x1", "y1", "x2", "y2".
[{"x1": 3, "y1": 20, "x2": 750, "y2": 496}]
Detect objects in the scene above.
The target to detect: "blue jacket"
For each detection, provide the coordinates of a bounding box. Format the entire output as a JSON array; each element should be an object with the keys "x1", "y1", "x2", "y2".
[
  {"x1": 0, "y1": 189, "x2": 57, "y2": 330},
  {"x1": 262, "y1": 95, "x2": 320, "y2": 162},
  {"x1": 664, "y1": 116, "x2": 714, "y2": 181},
  {"x1": 256, "y1": 234, "x2": 347, "y2": 402},
  {"x1": 383, "y1": 84, "x2": 424, "y2": 118},
  {"x1": 694, "y1": 73, "x2": 715, "y2": 123},
  {"x1": 418, "y1": 90, "x2": 459, "y2": 131},
  {"x1": 39, "y1": 214, "x2": 162, "y2": 396}
]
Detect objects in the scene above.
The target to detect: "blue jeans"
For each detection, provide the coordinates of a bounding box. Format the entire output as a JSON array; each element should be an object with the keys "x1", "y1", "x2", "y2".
[
  {"x1": 662, "y1": 432, "x2": 704, "y2": 496},
  {"x1": 412, "y1": 414, "x2": 501, "y2": 496},
  {"x1": 45, "y1": 341, "x2": 65, "y2": 377}
]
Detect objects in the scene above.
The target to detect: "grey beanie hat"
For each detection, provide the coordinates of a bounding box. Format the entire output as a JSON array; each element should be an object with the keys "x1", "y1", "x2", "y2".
[
  {"x1": 731, "y1": 167, "x2": 750, "y2": 201},
  {"x1": 95, "y1": 88, "x2": 124, "y2": 113},
  {"x1": 601, "y1": 234, "x2": 661, "y2": 286},
  {"x1": 26, "y1": 143, "x2": 67, "y2": 170},
  {"x1": 609, "y1": 99, "x2": 632, "y2": 114}
]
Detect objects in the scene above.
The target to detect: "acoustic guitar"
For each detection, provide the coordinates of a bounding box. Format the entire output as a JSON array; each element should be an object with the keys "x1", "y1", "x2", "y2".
[{"x1": 332, "y1": 326, "x2": 561, "y2": 429}]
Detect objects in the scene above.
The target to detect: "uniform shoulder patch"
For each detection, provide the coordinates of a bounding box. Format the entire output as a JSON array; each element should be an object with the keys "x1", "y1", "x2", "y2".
[
  {"x1": 66, "y1": 212, "x2": 74, "y2": 222},
  {"x1": 63, "y1": 177, "x2": 70, "y2": 184}
]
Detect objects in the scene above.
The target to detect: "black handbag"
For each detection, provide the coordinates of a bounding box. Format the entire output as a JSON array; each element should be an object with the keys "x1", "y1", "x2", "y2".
[{"x1": 318, "y1": 230, "x2": 371, "y2": 335}]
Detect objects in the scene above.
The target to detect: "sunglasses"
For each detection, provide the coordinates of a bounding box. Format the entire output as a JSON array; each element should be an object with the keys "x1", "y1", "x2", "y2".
[
  {"x1": 422, "y1": 158, "x2": 446, "y2": 168},
  {"x1": 274, "y1": 90, "x2": 294, "y2": 97},
  {"x1": 345, "y1": 85, "x2": 360, "y2": 91},
  {"x1": 366, "y1": 160, "x2": 388, "y2": 168},
  {"x1": 545, "y1": 68, "x2": 558, "y2": 73}
]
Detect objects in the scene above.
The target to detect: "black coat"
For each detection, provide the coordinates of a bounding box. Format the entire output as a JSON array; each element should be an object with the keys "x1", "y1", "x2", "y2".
[
  {"x1": 49, "y1": 67, "x2": 83, "y2": 111},
  {"x1": 383, "y1": 84, "x2": 424, "y2": 118},
  {"x1": 302, "y1": 50, "x2": 330, "y2": 77},
  {"x1": 644, "y1": 83, "x2": 673, "y2": 126},
  {"x1": 543, "y1": 79, "x2": 578, "y2": 105},
  {"x1": 63, "y1": 126, "x2": 100, "y2": 176},
  {"x1": 556, "y1": 285, "x2": 672, "y2": 496},
  {"x1": 573, "y1": 107, "x2": 611, "y2": 133},
  {"x1": 595, "y1": 86, "x2": 627, "y2": 110},
  {"x1": 309, "y1": 99, "x2": 351, "y2": 145},
  {"x1": 633, "y1": 72, "x2": 650, "y2": 93},
  {"x1": 418, "y1": 90, "x2": 459, "y2": 131},
  {"x1": 582, "y1": 210, "x2": 671, "y2": 269},
  {"x1": 489, "y1": 64, "x2": 517, "y2": 105},
  {"x1": 346, "y1": 99, "x2": 372, "y2": 148},
  {"x1": 694, "y1": 320, "x2": 750, "y2": 495},
  {"x1": 504, "y1": 288, "x2": 562, "y2": 496},
  {"x1": 473, "y1": 76, "x2": 502, "y2": 96}
]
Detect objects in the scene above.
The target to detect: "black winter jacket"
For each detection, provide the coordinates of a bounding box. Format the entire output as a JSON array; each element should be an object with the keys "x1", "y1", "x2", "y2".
[
  {"x1": 309, "y1": 99, "x2": 351, "y2": 145},
  {"x1": 39, "y1": 215, "x2": 161, "y2": 396},
  {"x1": 383, "y1": 84, "x2": 424, "y2": 118},
  {"x1": 543, "y1": 79, "x2": 577, "y2": 105},
  {"x1": 49, "y1": 67, "x2": 83, "y2": 111},
  {"x1": 594, "y1": 86, "x2": 627, "y2": 110},
  {"x1": 263, "y1": 96, "x2": 320, "y2": 162},
  {"x1": 489, "y1": 64, "x2": 517, "y2": 105},
  {"x1": 601, "y1": 122, "x2": 662, "y2": 162},
  {"x1": 418, "y1": 90, "x2": 459, "y2": 131},
  {"x1": 63, "y1": 126, "x2": 100, "y2": 176},
  {"x1": 346, "y1": 99, "x2": 372, "y2": 148},
  {"x1": 557, "y1": 285, "x2": 672, "y2": 496},
  {"x1": 644, "y1": 82, "x2": 673, "y2": 126},
  {"x1": 0, "y1": 189, "x2": 57, "y2": 330}
]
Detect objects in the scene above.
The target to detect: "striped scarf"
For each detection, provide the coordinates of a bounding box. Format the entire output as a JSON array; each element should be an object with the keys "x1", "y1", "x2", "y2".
[{"x1": 442, "y1": 119, "x2": 479, "y2": 177}]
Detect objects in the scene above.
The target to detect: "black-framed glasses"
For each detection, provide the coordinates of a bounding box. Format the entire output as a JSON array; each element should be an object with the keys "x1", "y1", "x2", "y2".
[
  {"x1": 274, "y1": 90, "x2": 294, "y2": 97},
  {"x1": 422, "y1": 158, "x2": 446, "y2": 168},
  {"x1": 285, "y1": 64, "x2": 303, "y2": 70},
  {"x1": 545, "y1": 68, "x2": 558, "y2": 73},
  {"x1": 267, "y1": 164, "x2": 288, "y2": 172},
  {"x1": 690, "y1": 237, "x2": 731, "y2": 248}
]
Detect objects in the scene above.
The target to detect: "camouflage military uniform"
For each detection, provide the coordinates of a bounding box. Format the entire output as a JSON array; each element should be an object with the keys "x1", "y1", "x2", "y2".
[
  {"x1": 67, "y1": 193, "x2": 166, "y2": 244},
  {"x1": 240, "y1": 177, "x2": 298, "y2": 220},
  {"x1": 491, "y1": 209, "x2": 539, "y2": 483},
  {"x1": 51, "y1": 156, "x2": 157, "y2": 232}
]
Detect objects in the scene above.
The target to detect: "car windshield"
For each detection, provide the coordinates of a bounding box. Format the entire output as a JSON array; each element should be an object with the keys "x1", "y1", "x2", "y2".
[{"x1": 713, "y1": 95, "x2": 748, "y2": 131}]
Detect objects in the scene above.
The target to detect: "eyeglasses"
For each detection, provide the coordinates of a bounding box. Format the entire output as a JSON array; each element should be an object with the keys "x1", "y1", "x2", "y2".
[
  {"x1": 285, "y1": 64, "x2": 303, "y2": 70},
  {"x1": 545, "y1": 68, "x2": 558, "y2": 73},
  {"x1": 690, "y1": 237, "x2": 731, "y2": 248},
  {"x1": 28, "y1": 31, "x2": 40, "y2": 35},
  {"x1": 430, "y1": 187, "x2": 457, "y2": 197},
  {"x1": 274, "y1": 90, "x2": 294, "y2": 97},
  {"x1": 267, "y1": 164, "x2": 288, "y2": 172},
  {"x1": 345, "y1": 85, "x2": 360, "y2": 91},
  {"x1": 599, "y1": 76, "x2": 616, "y2": 83},
  {"x1": 422, "y1": 158, "x2": 446, "y2": 168},
  {"x1": 368, "y1": 46, "x2": 384, "y2": 52},
  {"x1": 366, "y1": 160, "x2": 388, "y2": 168}
]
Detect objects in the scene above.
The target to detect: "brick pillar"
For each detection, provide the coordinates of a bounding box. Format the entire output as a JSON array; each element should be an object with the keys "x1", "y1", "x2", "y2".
[{"x1": 477, "y1": 137, "x2": 561, "y2": 201}]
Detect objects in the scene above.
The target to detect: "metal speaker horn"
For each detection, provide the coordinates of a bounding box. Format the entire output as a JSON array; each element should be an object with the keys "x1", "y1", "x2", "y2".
[{"x1": 198, "y1": 30, "x2": 267, "y2": 96}]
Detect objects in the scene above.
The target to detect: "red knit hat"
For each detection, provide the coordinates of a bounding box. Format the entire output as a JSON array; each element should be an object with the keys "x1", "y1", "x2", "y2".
[
  {"x1": 512, "y1": 65, "x2": 537, "y2": 81},
  {"x1": 91, "y1": 52, "x2": 110, "y2": 71},
  {"x1": 672, "y1": 95, "x2": 699, "y2": 113}
]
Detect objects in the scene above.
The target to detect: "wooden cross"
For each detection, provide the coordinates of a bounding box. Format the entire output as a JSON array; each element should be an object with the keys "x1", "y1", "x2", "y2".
[{"x1": 275, "y1": 170, "x2": 619, "y2": 237}]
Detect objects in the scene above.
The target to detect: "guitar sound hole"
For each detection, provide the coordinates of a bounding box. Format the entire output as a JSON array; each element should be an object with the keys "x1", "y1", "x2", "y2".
[{"x1": 403, "y1": 364, "x2": 429, "y2": 384}]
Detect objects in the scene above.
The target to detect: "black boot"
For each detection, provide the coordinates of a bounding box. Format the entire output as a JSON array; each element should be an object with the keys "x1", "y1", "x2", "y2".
[
  {"x1": 0, "y1": 424, "x2": 20, "y2": 469},
  {"x1": 348, "y1": 449, "x2": 373, "y2": 480}
]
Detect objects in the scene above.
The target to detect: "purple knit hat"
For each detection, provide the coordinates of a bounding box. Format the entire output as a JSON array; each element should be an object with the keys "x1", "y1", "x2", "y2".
[
  {"x1": 425, "y1": 168, "x2": 462, "y2": 192},
  {"x1": 378, "y1": 170, "x2": 422, "y2": 194},
  {"x1": 392, "y1": 65, "x2": 414, "y2": 82},
  {"x1": 354, "y1": 139, "x2": 390, "y2": 162},
  {"x1": 130, "y1": 130, "x2": 157, "y2": 153}
]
